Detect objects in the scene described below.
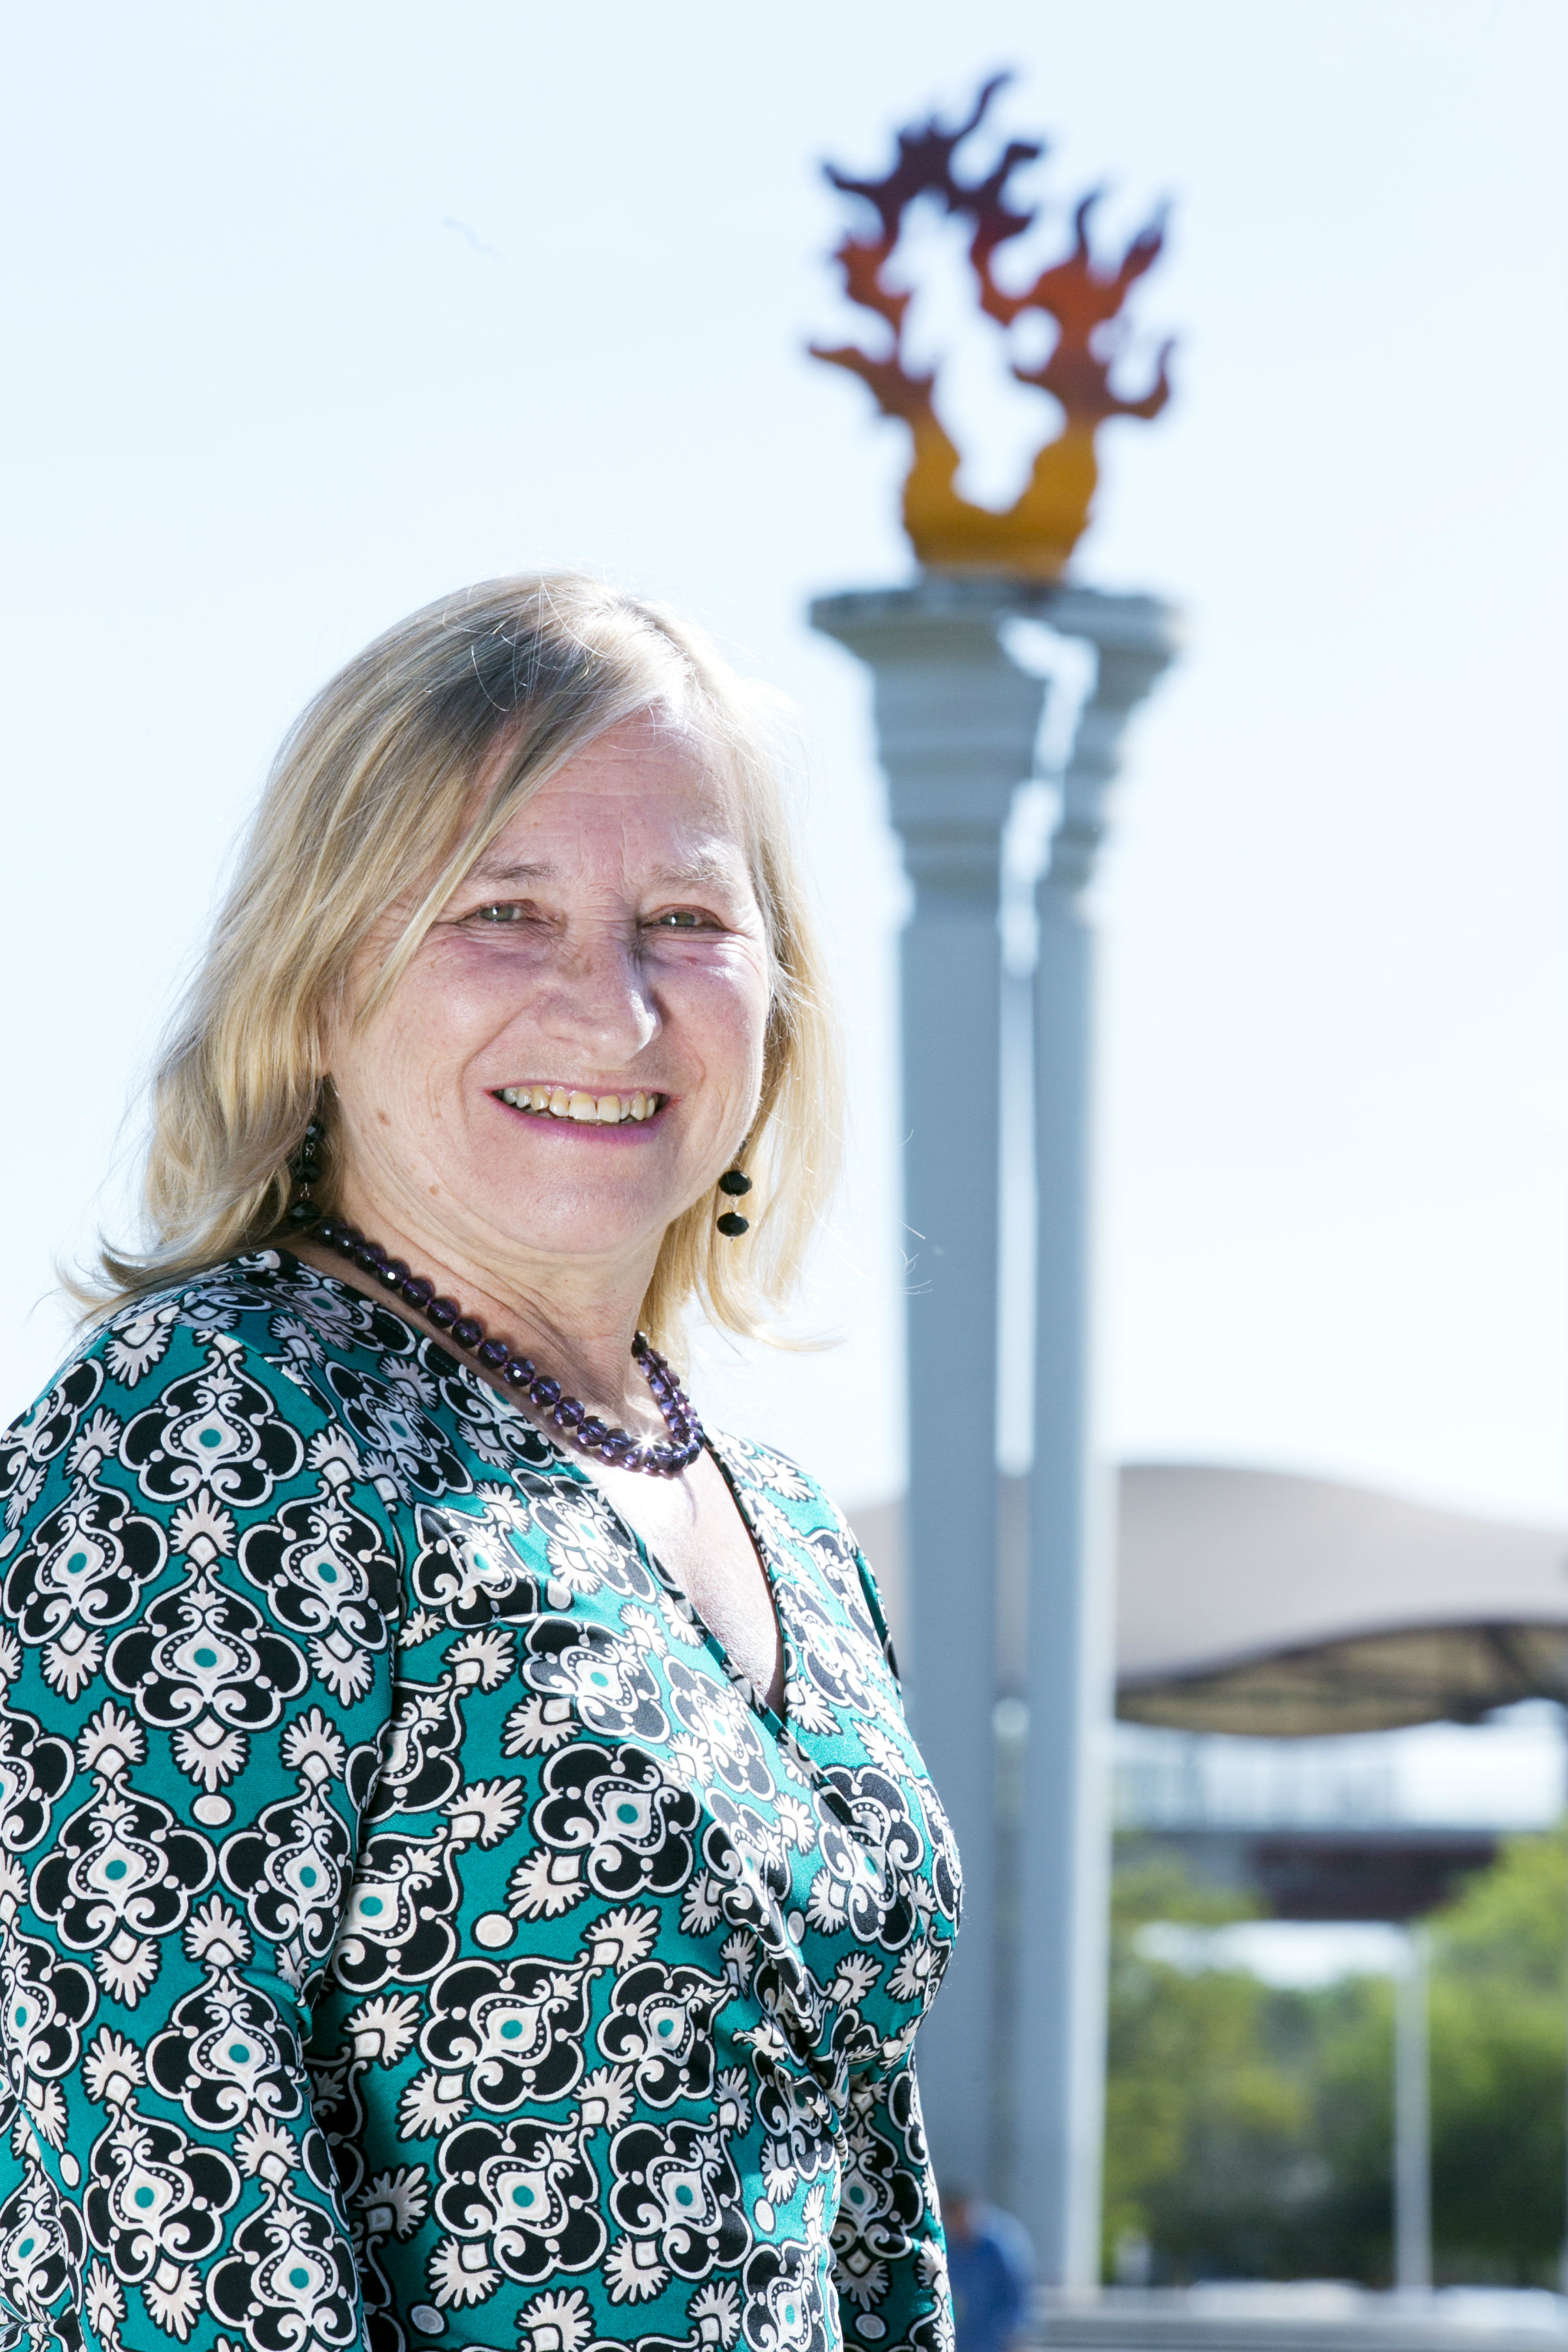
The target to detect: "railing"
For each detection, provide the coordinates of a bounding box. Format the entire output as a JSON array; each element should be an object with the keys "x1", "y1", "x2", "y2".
[{"x1": 1112, "y1": 1712, "x2": 1563, "y2": 1837}]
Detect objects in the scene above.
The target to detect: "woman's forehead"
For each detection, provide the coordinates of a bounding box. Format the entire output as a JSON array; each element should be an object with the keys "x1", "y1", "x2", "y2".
[{"x1": 478, "y1": 724, "x2": 748, "y2": 873}]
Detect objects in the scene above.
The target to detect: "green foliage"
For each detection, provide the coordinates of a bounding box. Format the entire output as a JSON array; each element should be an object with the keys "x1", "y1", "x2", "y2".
[
  {"x1": 1428, "y1": 1831, "x2": 1567, "y2": 2279},
  {"x1": 1103, "y1": 1851, "x2": 1323, "y2": 2282},
  {"x1": 1103, "y1": 1831, "x2": 1568, "y2": 2287}
]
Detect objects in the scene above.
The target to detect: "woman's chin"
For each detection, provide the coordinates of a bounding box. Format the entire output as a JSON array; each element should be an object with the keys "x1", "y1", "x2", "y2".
[{"x1": 457, "y1": 1188, "x2": 687, "y2": 1270}]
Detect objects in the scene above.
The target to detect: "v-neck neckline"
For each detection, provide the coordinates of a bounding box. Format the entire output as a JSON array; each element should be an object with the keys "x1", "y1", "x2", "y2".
[
  {"x1": 275, "y1": 1249, "x2": 797, "y2": 1736},
  {"x1": 643, "y1": 1432, "x2": 796, "y2": 1739}
]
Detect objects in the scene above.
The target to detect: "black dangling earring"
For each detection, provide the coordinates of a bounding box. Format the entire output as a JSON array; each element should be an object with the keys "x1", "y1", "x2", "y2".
[
  {"x1": 716, "y1": 1165, "x2": 752, "y2": 1238},
  {"x1": 285, "y1": 1118, "x2": 325, "y2": 1230}
]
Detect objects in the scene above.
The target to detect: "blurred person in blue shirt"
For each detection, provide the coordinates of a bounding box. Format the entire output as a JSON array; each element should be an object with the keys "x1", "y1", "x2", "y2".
[{"x1": 940, "y1": 2188, "x2": 1036, "y2": 2352}]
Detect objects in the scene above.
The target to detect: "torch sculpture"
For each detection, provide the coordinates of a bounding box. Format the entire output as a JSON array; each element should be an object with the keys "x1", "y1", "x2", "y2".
[
  {"x1": 811, "y1": 70, "x2": 1172, "y2": 578},
  {"x1": 808, "y1": 76, "x2": 1180, "y2": 2289}
]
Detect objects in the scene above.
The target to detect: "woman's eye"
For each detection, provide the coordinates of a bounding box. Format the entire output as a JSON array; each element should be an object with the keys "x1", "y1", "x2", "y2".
[
  {"x1": 471, "y1": 904, "x2": 525, "y2": 924},
  {"x1": 649, "y1": 910, "x2": 710, "y2": 930}
]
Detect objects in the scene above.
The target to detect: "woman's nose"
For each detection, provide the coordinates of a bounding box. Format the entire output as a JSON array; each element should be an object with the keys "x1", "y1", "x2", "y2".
[{"x1": 529, "y1": 931, "x2": 659, "y2": 1064}]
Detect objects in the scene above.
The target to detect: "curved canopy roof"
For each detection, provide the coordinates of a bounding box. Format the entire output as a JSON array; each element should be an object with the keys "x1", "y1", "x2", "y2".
[{"x1": 1116, "y1": 1464, "x2": 1568, "y2": 1736}]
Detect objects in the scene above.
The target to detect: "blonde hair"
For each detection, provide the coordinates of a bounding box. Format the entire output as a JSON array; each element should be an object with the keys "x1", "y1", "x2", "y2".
[{"x1": 86, "y1": 573, "x2": 841, "y2": 1356}]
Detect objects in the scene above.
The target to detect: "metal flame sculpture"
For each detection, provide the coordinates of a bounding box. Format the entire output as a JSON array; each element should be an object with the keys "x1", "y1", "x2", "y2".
[{"x1": 811, "y1": 75, "x2": 1174, "y2": 579}]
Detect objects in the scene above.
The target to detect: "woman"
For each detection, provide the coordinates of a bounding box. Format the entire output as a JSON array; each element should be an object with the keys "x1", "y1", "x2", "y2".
[{"x1": 0, "y1": 577, "x2": 960, "y2": 2352}]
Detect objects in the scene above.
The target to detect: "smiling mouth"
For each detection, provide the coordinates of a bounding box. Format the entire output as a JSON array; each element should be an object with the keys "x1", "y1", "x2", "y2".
[{"x1": 495, "y1": 1085, "x2": 666, "y2": 1125}]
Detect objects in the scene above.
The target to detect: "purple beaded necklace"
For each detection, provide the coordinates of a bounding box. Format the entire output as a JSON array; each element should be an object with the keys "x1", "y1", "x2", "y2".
[{"x1": 310, "y1": 1215, "x2": 704, "y2": 1477}]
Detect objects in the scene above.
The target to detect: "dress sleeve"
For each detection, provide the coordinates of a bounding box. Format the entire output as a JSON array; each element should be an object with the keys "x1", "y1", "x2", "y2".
[
  {"x1": 835, "y1": 2035, "x2": 954, "y2": 2352},
  {"x1": 0, "y1": 1313, "x2": 405, "y2": 2352}
]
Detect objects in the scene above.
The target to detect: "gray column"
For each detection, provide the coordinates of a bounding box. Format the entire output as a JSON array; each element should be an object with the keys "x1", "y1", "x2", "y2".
[
  {"x1": 811, "y1": 582, "x2": 1047, "y2": 2195},
  {"x1": 1016, "y1": 592, "x2": 1178, "y2": 2284}
]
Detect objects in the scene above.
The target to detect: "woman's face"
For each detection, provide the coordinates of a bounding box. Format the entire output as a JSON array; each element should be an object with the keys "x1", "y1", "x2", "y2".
[{"x1": 328, "y1": 713, "x2": 773, "y2": 1283}]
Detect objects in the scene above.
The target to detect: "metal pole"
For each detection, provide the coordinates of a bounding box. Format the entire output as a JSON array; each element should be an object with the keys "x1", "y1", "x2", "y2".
[
  {"x1": 810, "y1": 581, "x2": 1047, "y2": 2198},
  {"x1": 1015, "y1": 593, "x2": 1178, "y2": 2287},
  {"x1": 1394, "y1": 1925, "x2": 1432, "y2": 2295}
]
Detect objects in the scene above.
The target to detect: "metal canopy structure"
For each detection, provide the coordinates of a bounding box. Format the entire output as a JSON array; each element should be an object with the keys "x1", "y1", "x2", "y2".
[{"x1": 1116, "y1": 1464, "x2": 1568, "y2": 1737}]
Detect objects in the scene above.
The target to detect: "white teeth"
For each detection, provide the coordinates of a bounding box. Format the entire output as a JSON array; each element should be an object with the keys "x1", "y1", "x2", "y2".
[{"x1": 499, "y1": 1086, "x2": 661, "y2": 1125}]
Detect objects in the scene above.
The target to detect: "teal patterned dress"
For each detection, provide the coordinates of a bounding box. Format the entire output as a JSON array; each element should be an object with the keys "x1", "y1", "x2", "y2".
[{"x1": 0, "y1": 1252, "x2": 960, "y2": 2352}]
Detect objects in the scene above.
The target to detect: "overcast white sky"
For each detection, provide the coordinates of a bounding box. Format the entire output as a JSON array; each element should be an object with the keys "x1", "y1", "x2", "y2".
[{"x1": 3, "y1": 0, "x2": 1565, "y2": 1532}]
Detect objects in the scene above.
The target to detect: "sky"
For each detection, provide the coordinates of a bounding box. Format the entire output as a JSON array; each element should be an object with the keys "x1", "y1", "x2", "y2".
[{"x1": 3, "y1": 0, "x2": 1565, "y2": 1536}]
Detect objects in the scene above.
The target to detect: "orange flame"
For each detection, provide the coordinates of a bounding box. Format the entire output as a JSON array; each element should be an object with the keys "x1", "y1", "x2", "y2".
[{"x1": 811, "y1": 75, "x2": 1174, "y2": 578}]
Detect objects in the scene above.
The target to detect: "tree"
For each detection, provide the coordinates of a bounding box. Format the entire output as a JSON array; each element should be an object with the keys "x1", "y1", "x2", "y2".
[
  {"x1": 1427, "y1": 1830, "x2": 1567, "y2": 2280},
  {"x1": 1103, "y1": 1831, "x2": 1568, "y2": 2286},
  {"x1": 1104, "y1": 1851, "x2": 1314, "y2": 2280}
]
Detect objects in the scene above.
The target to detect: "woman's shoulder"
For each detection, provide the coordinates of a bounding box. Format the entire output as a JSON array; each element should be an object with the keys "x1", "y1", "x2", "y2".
[
  {"x1": 5, "y1": 1251, "x2": 362, "y2": 1433},
  {"x1": 706, "y1": 1425, "x2": 899, "y2": 1667},
  {"x1": 0, "y1": 1258, "x2": 306, "y2": 1538},
  {"x1": 0, "y1": 1251, "x2": 429, "y2": 1529},
  {"x1": 1, "y1": 1253, "x2": 575, "y2": 1574},
  {"x1": 705, "y1": 1423, "x2": 839, "y2": 1520}
]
